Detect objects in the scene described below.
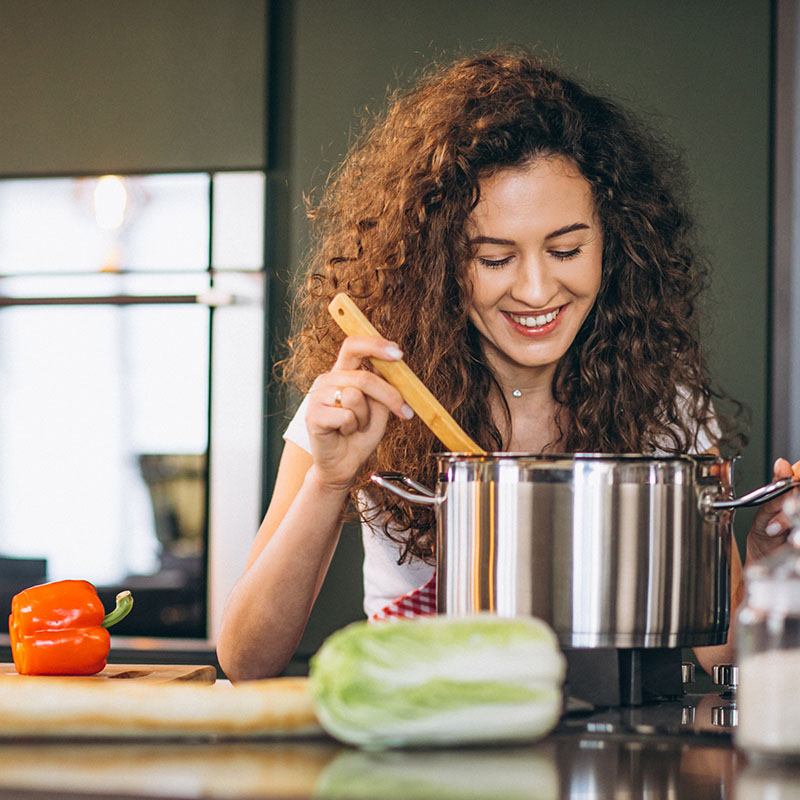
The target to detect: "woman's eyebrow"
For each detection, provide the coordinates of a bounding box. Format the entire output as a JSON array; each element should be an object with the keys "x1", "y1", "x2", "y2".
[
  {"x1": 468, "y1": 235, "x2": 515, "y2": 245},
  {"x1": 545, "y1": 222, "x2": 590, "y2": 240},
  {"x1": 469, "y1": 223, "x2": 590, "y2": 246}
]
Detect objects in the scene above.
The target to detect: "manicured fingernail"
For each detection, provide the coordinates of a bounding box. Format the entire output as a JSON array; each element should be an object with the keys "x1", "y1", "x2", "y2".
[
  {"x1": 385, "y1": 346, "x2": 403, "y2": 360},
  {"x1": 766, "y1": 521, "x2": 783, "y2": 536},
  {"x1": 400, "y1": 404, "x2": 414, "y2": 419}
]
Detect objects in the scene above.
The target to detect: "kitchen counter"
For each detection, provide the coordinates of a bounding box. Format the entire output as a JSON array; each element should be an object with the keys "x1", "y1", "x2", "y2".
[
  {"x1": 0, "y1": 696, "x2": 795, "y2": 800},
  {"x1": 0, "y1": 732, "x2": 749, "y2": 800}
]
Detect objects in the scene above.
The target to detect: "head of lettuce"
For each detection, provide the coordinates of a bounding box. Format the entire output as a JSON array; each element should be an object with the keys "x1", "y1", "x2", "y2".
[{"x1": 308, "y1": 614, "x2": 566, "y2": 749}]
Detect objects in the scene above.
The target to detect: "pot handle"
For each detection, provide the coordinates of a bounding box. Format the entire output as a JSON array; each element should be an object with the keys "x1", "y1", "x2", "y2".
[
  {"x1": 703, "y1": 477, "x2": 800, "y2": 512},
  {"x1": 370, "y1": 472, "x2": 438, "y2": 506}
]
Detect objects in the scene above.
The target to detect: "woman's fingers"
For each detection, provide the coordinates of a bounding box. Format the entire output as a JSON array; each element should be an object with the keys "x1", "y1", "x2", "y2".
[
  {"x1": 331, "y1": 384, "x2": 374, "y2": 435},
  {"x1": 303, "y1": 334, "x2": 415, "y2": 476},
  {"x1": 747, "y1": 456, "x2": 800, "y2": 561},
  {"x1": 310, "y1": 388, "x2": 372, "y2": 437},
  {"x1": 761, "y1": 457, "x2": 800, "y2": 536},
  {"x1": 765, "y1": 511, "x2": 791, "y2": 537},
  {"x1": 333, "y1": 335, "x2": 404, "y2": 372},
  {"x1": 320, "y1": 335, "x2": 414, "y2": 422},
  {"x1": 309, "y1": 368, "x2": 412, "y2": 435}
]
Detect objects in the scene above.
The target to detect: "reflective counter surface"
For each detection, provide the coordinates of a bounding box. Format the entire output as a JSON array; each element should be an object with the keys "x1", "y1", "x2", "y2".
[
  {"x1": 0, "y1": 735, "x2": 736, "y2": 800},
  {"x1": 0, "y1": 691, "x2": 796, "y2": 800}
]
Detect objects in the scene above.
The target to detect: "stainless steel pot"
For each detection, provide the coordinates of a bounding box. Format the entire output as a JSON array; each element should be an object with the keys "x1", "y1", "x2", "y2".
[{"x1": 372, "y1": 454, "x2": 798, "y2": 649}]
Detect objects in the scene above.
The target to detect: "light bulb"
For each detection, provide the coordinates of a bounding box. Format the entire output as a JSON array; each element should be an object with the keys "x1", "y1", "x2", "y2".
[{"x1": 94, "y1": 175, "x2": 128, "y2": 230}]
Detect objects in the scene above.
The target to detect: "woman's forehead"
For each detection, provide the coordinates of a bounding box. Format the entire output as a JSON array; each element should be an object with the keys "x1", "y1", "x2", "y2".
[{"x1": 468, "y1": 157, "x2": 596, "y2": 235}]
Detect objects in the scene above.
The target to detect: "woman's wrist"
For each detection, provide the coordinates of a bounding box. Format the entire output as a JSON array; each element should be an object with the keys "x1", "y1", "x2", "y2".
[
  {"x1": 303, "y1": 464, "x2": 355, "y2": 501},
  {"x1": 745, "y1": 530, "x2": 784, "y2": 565}
]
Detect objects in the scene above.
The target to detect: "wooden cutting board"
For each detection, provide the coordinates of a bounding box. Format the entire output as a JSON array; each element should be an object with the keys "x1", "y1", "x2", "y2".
[
  {"x1": 0, "y1": 675, "x2": 323, "y2": 740},
  {"x1": 0, "y1": 663, "x2": 217, "y2": 683}
]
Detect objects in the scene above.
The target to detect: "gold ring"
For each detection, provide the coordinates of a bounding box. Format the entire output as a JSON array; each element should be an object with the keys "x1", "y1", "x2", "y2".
[{"x1": 333, "y1": 388, "x2": 343, "y2": 408}]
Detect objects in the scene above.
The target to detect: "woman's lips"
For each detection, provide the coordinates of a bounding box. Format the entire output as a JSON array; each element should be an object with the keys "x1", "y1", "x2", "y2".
[{"x1": 504, "y1": 305, "x2": 566, "y2": 336}]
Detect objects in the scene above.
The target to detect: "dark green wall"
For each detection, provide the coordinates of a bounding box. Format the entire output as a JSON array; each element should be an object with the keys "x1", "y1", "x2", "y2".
[{"x1": 0, "y1": 0, "x2": 266, "y2": 174}]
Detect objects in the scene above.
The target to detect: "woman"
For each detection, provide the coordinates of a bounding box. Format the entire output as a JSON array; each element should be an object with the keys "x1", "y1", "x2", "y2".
[{"x1": 217, "y1": 50, "x2": 798, "y2": 681}]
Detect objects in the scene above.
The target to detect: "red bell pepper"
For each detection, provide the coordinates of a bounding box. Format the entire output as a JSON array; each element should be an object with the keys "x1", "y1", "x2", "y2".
[{"x1": 8, "y1": 580, "x2": 133, "y2": 676}]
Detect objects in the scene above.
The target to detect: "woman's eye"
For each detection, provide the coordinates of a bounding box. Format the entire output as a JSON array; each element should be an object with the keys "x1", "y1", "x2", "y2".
[
  {"x1": 477, "y1": 256, "x2": 512, "y2": 269},
  {"x1": 550, "y1": 247, "x2": 581, "y2": 261}
]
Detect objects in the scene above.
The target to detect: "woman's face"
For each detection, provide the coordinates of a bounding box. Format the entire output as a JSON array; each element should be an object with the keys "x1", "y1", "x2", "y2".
[{"x1": 466, "y1": 156, "x2": 603, "y2": 384}]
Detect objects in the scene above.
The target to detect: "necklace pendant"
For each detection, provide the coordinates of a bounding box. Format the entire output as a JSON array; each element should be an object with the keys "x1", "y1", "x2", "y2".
[{"x1": 512, "y1": 389, "x2": 522, "y2": 398}]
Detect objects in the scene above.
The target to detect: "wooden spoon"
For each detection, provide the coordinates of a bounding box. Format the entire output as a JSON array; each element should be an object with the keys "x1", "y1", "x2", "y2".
[{"x1": 328, "y1": 293, "x2": 486, "y2": 454}]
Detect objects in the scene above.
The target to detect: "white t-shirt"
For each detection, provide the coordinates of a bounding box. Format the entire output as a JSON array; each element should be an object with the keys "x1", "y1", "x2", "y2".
[{"x1": 282, "y1": 390, "x2": 718, "y2": 618}]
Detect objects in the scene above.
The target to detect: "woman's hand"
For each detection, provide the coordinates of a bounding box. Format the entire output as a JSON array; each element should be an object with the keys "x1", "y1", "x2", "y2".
[
  {"x1": 305, "y1": 336, "x2": 414, "y2": 491},
  {"x1": 745, "y1": 457, "x2": 800, "y2": 563}
]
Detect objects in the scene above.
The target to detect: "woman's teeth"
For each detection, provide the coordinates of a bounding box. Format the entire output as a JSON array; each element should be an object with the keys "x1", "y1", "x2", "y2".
[{"x1": 509, "y1": 308, "x2": 561, "y2": 328}]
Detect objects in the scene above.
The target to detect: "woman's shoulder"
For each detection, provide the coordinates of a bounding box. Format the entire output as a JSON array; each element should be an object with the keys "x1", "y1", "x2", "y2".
[
  {"x1": 283, "y1": 395, "x2": 312, "y2": 453},
  {"x1": 663, "y1": 385, "x2": 720, "y2": 455}
]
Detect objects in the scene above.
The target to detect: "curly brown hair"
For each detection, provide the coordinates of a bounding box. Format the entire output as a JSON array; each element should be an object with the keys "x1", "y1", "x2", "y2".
[{"x1": 279, "y1": 48, "x2": 739, "y2": 563}]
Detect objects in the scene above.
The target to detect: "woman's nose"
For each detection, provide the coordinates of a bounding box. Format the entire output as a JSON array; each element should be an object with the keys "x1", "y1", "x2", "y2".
[{"x1": 510, "y1": 257, "x2": 558, "y2": 308}]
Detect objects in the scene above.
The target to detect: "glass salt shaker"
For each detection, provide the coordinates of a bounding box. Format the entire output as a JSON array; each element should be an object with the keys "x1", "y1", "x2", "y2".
[{"x1": 735, "y1": 493, "x2": 800, "y2": 759}]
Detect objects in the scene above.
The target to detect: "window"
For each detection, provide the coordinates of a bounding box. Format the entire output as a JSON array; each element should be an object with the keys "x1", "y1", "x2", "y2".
[{"x1": 0, "y1": 172, "x2": 266, "y2": 640}]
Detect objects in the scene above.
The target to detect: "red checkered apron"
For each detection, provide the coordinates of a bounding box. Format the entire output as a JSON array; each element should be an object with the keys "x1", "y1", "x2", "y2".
[{"x1": 369, "y1": 572, "x2": 437, "y2": 622}]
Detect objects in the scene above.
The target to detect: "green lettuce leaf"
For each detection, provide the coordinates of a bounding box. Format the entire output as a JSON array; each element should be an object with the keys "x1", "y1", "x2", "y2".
[{"x1": 308, "y1": 614, "x2": 566, "y2": 749}]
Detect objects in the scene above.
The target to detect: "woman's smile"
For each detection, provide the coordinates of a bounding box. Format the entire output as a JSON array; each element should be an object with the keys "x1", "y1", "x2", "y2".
[
  {"x1": 505, "y1": 304, "x2": 566, "y2": 334},
  {"x1": 466, "y1": 155, "x2": 603, "y2": 389}
]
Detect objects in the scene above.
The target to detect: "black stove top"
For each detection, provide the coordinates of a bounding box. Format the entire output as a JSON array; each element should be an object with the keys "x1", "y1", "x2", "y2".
[
  {"x1": 560, "y1": 647, "x2": 737, "y2": 738},
  {"x1": 560, "y1": 690, "x2": 736, "y2": 738}
]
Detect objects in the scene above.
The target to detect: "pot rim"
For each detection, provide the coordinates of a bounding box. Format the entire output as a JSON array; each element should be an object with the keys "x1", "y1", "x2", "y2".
[{"x1": 434, "y1": 451, "x2": 723, "y2": 462}]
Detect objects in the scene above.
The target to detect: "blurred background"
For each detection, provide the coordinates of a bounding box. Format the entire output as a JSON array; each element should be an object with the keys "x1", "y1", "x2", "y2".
[{"x1": 0, "y1": 0, "x2": 795, "y2": 670}]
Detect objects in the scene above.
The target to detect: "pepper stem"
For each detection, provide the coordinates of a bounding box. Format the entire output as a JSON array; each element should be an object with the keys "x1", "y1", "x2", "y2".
[{"x1": 102, "y1": 590, "x2": 133, "y2": 628}]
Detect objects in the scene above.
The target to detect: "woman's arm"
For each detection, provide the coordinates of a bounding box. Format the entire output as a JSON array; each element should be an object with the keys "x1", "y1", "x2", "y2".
[
  {"x1": 216, "y1": 335, "x2": 413, "y2": 681},
  {"x1": 693, "y1": 456, "x2": 800, "y2": 675},
  {"x1": 743, "y1": 457, "x2": 800, "y2": 562},
  {"x1": 692, "y1": 541, "x2": 743, "y2": 675},
  {"x1": 216, "y1": 443, "x2": 349, "y2": 681}
]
